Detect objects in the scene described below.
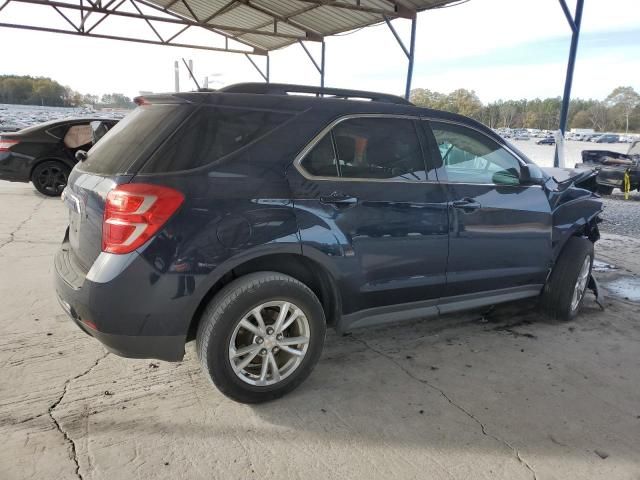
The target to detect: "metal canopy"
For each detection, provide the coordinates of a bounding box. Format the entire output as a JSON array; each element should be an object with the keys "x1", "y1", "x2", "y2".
[
  {"x1": 0, "y1": 0, "x2": 586, "y2": 141},
  {"x1": 141, "y1": 0, "x2": 458, "y2": 52},
  {"x1": 0, "y1": 0, "x2": 460, "y2": 55}
]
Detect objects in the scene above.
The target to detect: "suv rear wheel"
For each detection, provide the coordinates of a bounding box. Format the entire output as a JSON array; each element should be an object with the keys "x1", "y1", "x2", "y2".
[
  {"x1": 31, "y1": 160, "x2": 69, "y2": 196},
  {"x1": 196, "y1": 272, "x2": 326, "y2": 403},
  {"x1": 541, "y1": 236, "x2": 594, "y2": 320}
]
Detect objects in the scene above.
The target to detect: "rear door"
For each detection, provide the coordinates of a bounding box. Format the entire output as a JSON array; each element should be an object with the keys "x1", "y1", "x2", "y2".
[
  {"x1": 422, "y1": 119, "x2": 552, "y2": 299},
  {"x1": 287, "y1": 115, "x2": 449, "y2": 316},
  {"x1": 65, "y1": 104, "x2": 189, "y2": 271}
]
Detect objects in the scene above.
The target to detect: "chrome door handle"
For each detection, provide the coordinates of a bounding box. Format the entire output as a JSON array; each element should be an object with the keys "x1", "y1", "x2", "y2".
[
  {"x1": 320, "y1": 193, "x2": 358, "y2": 207},
  {"x1": 451, "y1": 198, "x2": 481, "y2": 212}
]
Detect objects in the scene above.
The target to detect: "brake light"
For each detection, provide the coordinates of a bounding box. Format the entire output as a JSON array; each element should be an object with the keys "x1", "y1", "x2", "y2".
[
  {"x1": 0, "y1": 138, "x2": 19, "y2": 152},
  {"x1": 102, "y1": 184, "x2": 184, "y2": 254}
]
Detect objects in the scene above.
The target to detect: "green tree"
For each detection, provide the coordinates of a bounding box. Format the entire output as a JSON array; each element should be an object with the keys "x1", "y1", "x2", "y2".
[
  {"x1": 446, "y1": 88, "x2": 483, "y2": 119},
  {"x1": 606, "y1": 86, "x2": 640, "y2": 134},
  {"x1": 570, "y1": 110, "x2": 592, "y2": 129}
]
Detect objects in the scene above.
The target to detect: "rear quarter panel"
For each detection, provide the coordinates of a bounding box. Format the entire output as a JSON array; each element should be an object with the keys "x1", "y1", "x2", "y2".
[{"x1": 130, "y1": 132, "x2": 305, "y2": 335}]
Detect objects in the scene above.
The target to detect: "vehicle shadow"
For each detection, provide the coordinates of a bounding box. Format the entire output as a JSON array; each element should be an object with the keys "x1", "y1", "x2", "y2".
[
  {"x1": 35, "y1": 294, "x2": 639, "y2": 478},
  {"x1": 243, "y1": 295, "x2": 640, "y2": 465}
]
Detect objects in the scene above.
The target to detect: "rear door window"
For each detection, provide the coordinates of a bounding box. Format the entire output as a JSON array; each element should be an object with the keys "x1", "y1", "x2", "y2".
[
  {"x1": 299, "y1": 117, "x2": 427, "y2": 181},
  {"x1": 142, "y1": 106, "x2": 293, "y2": 173}
]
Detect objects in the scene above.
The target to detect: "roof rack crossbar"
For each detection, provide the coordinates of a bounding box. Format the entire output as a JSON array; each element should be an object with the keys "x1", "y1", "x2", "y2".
[{"x1": 220, "y1": 83, "x2": 412, "y2": 105}]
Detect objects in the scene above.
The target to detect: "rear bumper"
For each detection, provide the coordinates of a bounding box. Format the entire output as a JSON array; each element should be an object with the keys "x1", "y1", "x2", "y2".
[
  {"x1": 0, "y1": 152, "x2": 31, "y2": 182},
  {"x1": 54, "y1": 240, "x2": 190, "y2": 362},
  {"x1": 56, "y1": 293, "x2": 185, "y2": 360}
]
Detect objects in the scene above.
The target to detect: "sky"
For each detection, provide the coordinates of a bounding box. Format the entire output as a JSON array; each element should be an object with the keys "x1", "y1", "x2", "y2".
[{"x1": 0, "y1": 0, "x2": 639, "y2": 103}]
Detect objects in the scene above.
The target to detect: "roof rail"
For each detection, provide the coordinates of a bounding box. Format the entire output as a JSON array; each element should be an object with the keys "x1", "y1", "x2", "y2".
[{"x1": 220, "y1": 83, "x2": 413, "y2": 105}]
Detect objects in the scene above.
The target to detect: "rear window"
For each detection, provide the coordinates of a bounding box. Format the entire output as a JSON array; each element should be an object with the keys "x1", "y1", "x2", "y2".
[
  {"x1": 78, "y1": 104, "x2": 188, "y2": 175},
  {"x1": 141, "y1": 106, "x2": 293, "y2": 173}
]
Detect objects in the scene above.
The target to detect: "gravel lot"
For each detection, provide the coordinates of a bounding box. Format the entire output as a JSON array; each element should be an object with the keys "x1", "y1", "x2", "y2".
[{"x1": 600, "y1": 194, "x2": 640, "y2": 237}]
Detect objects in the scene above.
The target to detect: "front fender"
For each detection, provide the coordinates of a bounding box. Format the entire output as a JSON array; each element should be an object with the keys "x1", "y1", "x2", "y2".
[{"x1": 551, "y1": 190, "x2": 602, "y2": 261}]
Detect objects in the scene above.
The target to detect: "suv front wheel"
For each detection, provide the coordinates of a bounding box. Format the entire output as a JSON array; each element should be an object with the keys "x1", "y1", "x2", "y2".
[
  {"x1": 541, "y1": 236, "x2": 594, "y2": 320},
  {"x1": 196, "y1": 272, "x2": 326, "y2": 403}
]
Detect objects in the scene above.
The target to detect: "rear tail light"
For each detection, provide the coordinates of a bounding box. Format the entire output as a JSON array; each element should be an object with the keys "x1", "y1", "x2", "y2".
[
  {"x1": 102, "y1": 184, "x2": 184, "y2": 254},
  {"x1": 0, "y1": 138, "x2": 19, "y2": 152}
]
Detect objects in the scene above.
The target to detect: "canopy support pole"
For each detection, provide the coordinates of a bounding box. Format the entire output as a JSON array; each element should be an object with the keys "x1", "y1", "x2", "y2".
[
  {"x1": 299, "y1": 40, "x2": 326, "y2": 89},
  {"x1": 555, "y1": 0, "x2": 584, "y2": 167},
  {"x1": 383, "y1": 13, "x2": 417, "y2": 100},
  {"x1": 245, "y1": 53, "x2": 269, "y2": 82}
]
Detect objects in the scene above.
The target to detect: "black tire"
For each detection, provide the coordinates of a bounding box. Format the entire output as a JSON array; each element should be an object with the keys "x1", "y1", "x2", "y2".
[
  {"x1": 196, "y1": 272, "x2": 326, "y2": 404},
  {"x1": 596, "y1": 184, "x2": 614, "y2": 195},
  {"x1": 31, "y1": 160, "x2": 70, "y2": 196},
  {"x1": 541, "y1": 236, "x2": 594, "y2": 321}
]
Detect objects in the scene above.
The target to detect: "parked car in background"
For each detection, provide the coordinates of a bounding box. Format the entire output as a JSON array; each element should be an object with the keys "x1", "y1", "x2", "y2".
[
  {"x1": 594, "y1": 134, "x2": 619, "y2": 144},
  {"x1": 0, "y1": 117, "x2": 118, "y2": 195},
  {"x1": 0, "y1": 121, "x2": 28, "y2": 132},
  {"x1": 55, "y1": 83, "x2": 603, "y2": 403},
  {"x1": 577, "y1": 140, "x2": 640, "y2": 194},
  {"x1": 536, "y1": 137, "x2": 555, "y2": 145},
  {"x1": 585, "y1": 134, "x2": 603, "y2": 142},
  {"x1": 513, "y1": 132, "x2": 530, "y2": 140}
]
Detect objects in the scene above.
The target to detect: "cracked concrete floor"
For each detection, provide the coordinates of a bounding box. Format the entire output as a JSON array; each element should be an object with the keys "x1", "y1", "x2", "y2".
[{"x1": 1, "y1": 180, "x2": 640, "y2": 480}]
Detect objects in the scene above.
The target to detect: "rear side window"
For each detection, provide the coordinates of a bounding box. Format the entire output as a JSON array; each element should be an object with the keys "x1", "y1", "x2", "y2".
[
  {"x1": 300, "y1": 117, "x2": 426, "y2": 181},
  {"x1": 46, "y1": 125, "x2": 67, "y2": 139},
  {"x1": 142, "y1": 106, "x2": 293, "y2": 172},
  {"x1": 79, "y1": 104, "x2": 187, "y2": 175}
]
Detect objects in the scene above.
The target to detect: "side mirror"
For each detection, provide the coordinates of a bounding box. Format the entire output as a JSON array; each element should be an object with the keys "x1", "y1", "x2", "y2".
[
  {"x1": 75, "y1": 150, "x2": 88, "y2": 162},
  {"x1": 519, "y1": 164, "x2": 545, "y2": 186},
  {"x1": 491, "y1": 168, "x2": 520, "y2": 186}
]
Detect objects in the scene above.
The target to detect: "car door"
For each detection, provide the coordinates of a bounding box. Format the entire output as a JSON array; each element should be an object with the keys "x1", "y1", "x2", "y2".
[
  {"x1": 287, "y1": 115, "x2": 449, "y2": 321},
  {"x1": 422, "y1": 119, "x2": 552, "y2": 301}
]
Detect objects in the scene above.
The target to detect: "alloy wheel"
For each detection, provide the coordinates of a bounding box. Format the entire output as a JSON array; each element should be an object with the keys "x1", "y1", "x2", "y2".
[
  {"x1": 36, "y1": 165, "x2": 67, "y2": 194},
  {"x1": 228, "y1": 301, "x2": 310, "y2": 386},
  {"x1": 571, "y1": 256, "x2": 591, "y2": 311}
]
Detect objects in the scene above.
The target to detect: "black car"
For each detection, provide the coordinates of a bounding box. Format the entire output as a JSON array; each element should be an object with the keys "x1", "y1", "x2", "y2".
[
  {"x1": 536, "y1": 137, "x2": 555, "y2": 145},
  {"x1": 55, "y1": 83, "x2": 603, "y2": 403},
  {"x1": 578, "y1": 140, "x2": 640, "y2": 194},
  {"x1": 0, "y1": 117, "x2": 118, "y2": 196}
]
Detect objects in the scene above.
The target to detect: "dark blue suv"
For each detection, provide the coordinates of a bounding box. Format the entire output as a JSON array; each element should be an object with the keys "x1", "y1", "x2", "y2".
[{"x1": 55, "y1": 83, "x2": 603, "y2": 403}]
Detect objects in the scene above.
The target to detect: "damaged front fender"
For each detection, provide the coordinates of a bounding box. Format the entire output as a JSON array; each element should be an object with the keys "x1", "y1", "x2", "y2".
[{"x1": 541, "y1": 167, "x2": 603, "y2": 262}]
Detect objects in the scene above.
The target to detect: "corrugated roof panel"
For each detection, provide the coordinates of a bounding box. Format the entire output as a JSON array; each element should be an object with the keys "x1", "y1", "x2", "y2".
[
  {"x1": 359, "y1": 0, "x2": 397, "y2": 13},
  {"x1": 177, "y1": 0, "x2": 234, "y2": 22},
  {"x1": 142, "y1": 0, "x2": 464, "y2": 52},
  {"x1": 292, "y1": 6, "x2": 380, "y2": 34},
  {"x1": 208, "y1": 4, "x2": 274, "y2": 29},
  {"x1": 236, "y1": 32, "x2": 292, "y2": 50},
  {"x1": 250, "y1": 0, "x2": 313, "y2": 18}
]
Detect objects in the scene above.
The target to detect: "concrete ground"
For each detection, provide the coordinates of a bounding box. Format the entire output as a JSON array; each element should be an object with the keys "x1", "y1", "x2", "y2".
[{"x1": 1, "y1": 179, "x2": 640, "y2": 480}]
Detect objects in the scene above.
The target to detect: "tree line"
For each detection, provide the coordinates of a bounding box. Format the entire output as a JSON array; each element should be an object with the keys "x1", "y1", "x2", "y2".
[
  {"x1": 410, "y1": 86, "x2": 640, "y2": 134},
  {"x1": 0, "y1": 75, "x2": 134, "y2": 109}
]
